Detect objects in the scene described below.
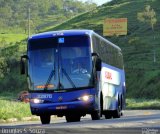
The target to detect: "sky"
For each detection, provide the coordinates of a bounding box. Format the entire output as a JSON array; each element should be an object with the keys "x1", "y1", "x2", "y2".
[{"x1": 80, "y1": 0, "x2": 112, "y2": 5}]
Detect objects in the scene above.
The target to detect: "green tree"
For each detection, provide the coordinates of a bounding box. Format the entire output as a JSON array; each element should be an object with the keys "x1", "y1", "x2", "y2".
[
  {"x1": 20, "y1": 20, "x2": 35, "y2": 34},
  {"x1": 0, "y1": 58, "x2": 8, "y2": 78},
  {"x1": 137, "y1": 5, "x2": 157, "y2": 31},
  {"x1": 0, "y1": 0, "x2": 96, "y2": 33},
  {"x1": 137, "y1": 5, "x2": 157, "y2": 63},
  {"x1": 0, "y1": 37, "x2": 7, "y2": 47}
]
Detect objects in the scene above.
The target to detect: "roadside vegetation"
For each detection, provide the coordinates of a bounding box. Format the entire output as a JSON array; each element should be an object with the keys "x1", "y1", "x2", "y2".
[
  {"x1": 0, "y1": 100, "x2": 31, "y2": 121},
  {"x1": 126, "y1": 99, "x2": 160, "y2": 110},
  {"x1": 0, "y1": 91, "x2": 31, "y2": 122}
]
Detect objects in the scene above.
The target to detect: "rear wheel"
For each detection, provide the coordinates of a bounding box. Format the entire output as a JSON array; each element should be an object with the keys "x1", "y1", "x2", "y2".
[
  {"x1": 91, "y1": 110, "x2": 101, "y2": 120},
  {"x1": 112, "y1": 101, "x2": 121, "y2": 118},
  {"x1": 104, "y1": 111, "x2": 112, "y2": 119},
  {"x1": 40, "y1": 115, "x2": 51, "y2": 124},
  {"x1": 65, "y1": 115, "x2": 81, "y2": 122}
]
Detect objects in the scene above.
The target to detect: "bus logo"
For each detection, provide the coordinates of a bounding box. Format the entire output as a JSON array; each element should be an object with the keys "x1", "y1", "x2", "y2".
[
  {"x1": 58, "y1": 96, "x2": 63, "y2": 102},
  {"x1": 105, "y1": 71, "x2": 112, "y2": 80},
  {"x1": 102, "y1": 67, "x2": 121, "y2": 85}
]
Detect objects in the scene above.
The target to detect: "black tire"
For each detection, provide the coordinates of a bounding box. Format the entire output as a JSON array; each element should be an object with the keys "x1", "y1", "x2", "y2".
[
  {"x1": 112, "y1": 101, "x2": 121, "y2": 118},
  {"x1": 40, "y1": 115, "x2": 51, "y2": 124},
  {"x1": 104, "y1": 111, "x2": 112, "y2": 119},
  {"x1": 91, "y1": 94, "x2": 102, "y2": 120},
  {"x1": 100, "y1": 93, "x2": 103, "y2": 117},
  {"x1": 65, "y1": 115, "x2": 81, "y2": 122},
  {"x1": 91, "y1": 110, "x2": 101, "y2": 120}
]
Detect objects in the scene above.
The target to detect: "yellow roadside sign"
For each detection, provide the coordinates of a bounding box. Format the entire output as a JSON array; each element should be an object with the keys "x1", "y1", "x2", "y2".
[{"x1": 103, "y1": 18, "x2": 127, "y2": 36}]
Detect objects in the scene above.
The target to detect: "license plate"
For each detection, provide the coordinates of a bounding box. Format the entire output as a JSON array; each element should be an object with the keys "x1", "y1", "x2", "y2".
[{"x1": 56, "y1": 106, "x2": 67, "y2": 110}]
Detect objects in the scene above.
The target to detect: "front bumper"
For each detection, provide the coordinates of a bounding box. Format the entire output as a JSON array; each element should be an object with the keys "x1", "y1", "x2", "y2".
[{"x1": 30, "y1": 99, "x2": 95, "y2": 116}]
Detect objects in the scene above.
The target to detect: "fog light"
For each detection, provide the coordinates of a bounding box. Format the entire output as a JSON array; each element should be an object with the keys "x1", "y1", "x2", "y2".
[{"x1": 31, "y1": 98, "x2": 44, "y2": 104}]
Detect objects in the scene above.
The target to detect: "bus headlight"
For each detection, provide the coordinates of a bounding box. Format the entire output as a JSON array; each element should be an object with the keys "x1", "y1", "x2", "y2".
[
  {"x1": 31, "y1": 98, "x2": 44, "y2": 104},
  {"x1": 78, "y1": 95, "x2": 93, "y2": 101}
]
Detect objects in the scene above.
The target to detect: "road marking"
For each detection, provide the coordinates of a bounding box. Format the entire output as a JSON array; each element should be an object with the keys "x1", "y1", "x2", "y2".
[{"x1": 143, "y1": 111, "x2": 151, "y2": 115}]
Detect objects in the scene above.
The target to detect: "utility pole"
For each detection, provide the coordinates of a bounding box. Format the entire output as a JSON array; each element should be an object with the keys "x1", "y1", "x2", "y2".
[
  {"x1": 153, "y1": 49, "x2": 156, "y2": 63},
  {"x1": 153, "y1": 35, "x2": 156, "y2": 63},
  {"x1": 28, "y1": 7, "x2": 30, "y2": 38}
]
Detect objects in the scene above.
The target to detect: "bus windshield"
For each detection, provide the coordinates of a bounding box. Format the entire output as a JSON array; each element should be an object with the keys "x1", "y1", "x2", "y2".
[{"x1": 28, "y1": 35, "x2": 93, "y2": 91}]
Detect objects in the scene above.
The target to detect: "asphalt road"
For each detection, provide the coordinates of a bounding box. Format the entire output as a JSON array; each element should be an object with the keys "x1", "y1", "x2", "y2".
[{"x1": 0, "y1": 110, "x2": 160, "y2": 134}]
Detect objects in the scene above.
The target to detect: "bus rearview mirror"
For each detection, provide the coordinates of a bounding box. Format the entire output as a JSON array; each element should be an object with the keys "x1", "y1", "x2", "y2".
[
  {"x1": 20, "y1": 59, "x2": 25, "y2": 75},
  {"x1": 92, "y1": 53, "x2": 101, "y2": 71},
  {"x1": 20, "y1": 55, "x2": 28, "y2": 75},
  {"x1": 96, "y1": 58, "x2": 101, "y2": 71}
]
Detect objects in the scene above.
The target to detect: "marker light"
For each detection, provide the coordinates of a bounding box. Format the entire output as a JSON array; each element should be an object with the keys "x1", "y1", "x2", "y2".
[
  {"x1": 123, "y1": 82, "x2": 126, "y2": 87},
  {"x1": 31, "y1": 98, "x2": 44, "y2": 104},
  {"x1": 78, "y1": 95, "x2": 93, "y2": 101}
]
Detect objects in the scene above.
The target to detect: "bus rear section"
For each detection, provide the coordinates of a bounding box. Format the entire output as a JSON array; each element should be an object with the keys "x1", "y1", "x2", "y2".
[
  {"x1": 100, "y1": 63, "x2": 126, "y2": 119},
  {"x1": 91, "y1": 32, "x2": 126, "y2": 119}
]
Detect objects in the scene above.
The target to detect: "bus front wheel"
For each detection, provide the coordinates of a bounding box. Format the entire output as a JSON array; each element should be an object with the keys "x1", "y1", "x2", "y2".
[
  {"x1": 65, "y1": 115, "x2": 81, "y2": 122},
  {"x1": 91, "y1": 110, "x2": 101, "y2": 120},
  {"x1": 40, "y1": 115, "x2": 51, "y2": 124}
]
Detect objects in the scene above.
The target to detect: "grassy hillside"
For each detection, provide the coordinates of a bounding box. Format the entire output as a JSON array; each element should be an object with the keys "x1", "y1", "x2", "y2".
[
  {"x1": 46, "y1": 0, "x2": 160, "y2": 99},
  {"x1": 0, "y1": 0, "x2": 96, "y2": 33},
  {"x1": 0, "y1": 34, "x2": 27, "y2": 44}
]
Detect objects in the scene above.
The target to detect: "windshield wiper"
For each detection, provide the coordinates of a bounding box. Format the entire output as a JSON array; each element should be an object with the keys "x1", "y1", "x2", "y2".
[
  {"x1": 44, "y1": 50, "x2": 56, "y2": 91},
  {"x1": 44, "y1": 70, "x2": 55, "y2": 91},
  {"x1": 62, "y1": 68, "x2": 76, "y2": 88}
]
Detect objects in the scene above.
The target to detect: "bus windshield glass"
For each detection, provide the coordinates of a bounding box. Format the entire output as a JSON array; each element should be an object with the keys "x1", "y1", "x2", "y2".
[
  {"x1": 60, "y1": 35, "x2": 93, "y2": 89},
  {"x1": 28, "y1": 35, "x2": 93, "y2": 91}
]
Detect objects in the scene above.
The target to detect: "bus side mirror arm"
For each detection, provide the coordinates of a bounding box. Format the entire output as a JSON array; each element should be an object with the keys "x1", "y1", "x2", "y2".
[
  {"x1": 91, "y1": 52, "x2": 99, "y2": 57},
  {"x1": 91, "y1": 52, "x2": 101, "y2": 71},
  {"x1": 20, "y1": 55, "x2": 28, "y2": 75},
  {"x1": 95, "y1": 58, "x2": 101, "y2": 71}
]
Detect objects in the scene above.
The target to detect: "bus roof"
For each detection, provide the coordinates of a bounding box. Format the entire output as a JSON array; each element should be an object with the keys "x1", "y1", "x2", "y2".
[
  {"x1": 29, "y1": 30, "x2": 93, "y2": 39},
  {"x1": 29, "y1": 29, "x2": 121, "y2": 51},
  {"x1": 92, "y1": 32, "x2": 121, "y2": 51}
]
